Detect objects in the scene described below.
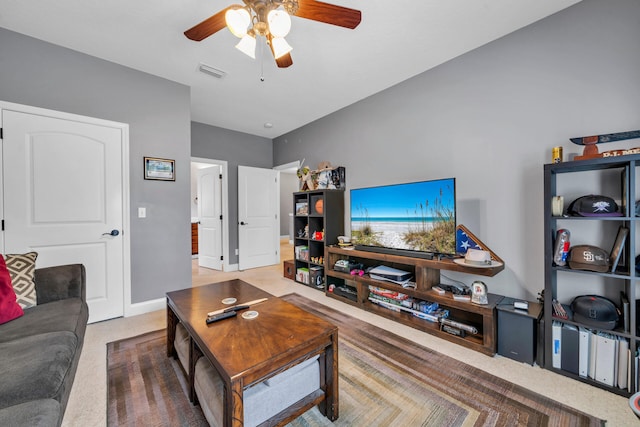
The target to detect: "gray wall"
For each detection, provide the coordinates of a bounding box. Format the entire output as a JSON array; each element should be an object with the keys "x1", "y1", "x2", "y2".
[
  {"x1": 1, "y1": 0, "x2": 637, "y2": 305},
  {"x1": 274, "y1": 0, "x2": 640, "y2": 300},
  {"x1": 191, "y1": 121, "x2": 272, "y2": 265},
  {"x1": 0, "y1": 28, "x2": 192, "y2": 303}
]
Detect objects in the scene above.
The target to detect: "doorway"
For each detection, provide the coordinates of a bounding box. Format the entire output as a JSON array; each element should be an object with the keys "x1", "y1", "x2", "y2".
[
  {"x1": 274, "y1": 161, "x2": 300, "y2": 243},
  {"x1": 191, "y1": 157, "x2": 229, "y2": 271}
]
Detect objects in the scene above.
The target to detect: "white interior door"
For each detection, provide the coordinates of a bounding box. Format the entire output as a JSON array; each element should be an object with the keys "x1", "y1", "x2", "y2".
[
  {"x1": 238, "y1": 166, "x2": 279, "y2": 270},
  {"x1": 197, "y1": 166, "x2": 223, "y2": 270},
  {"x1": 1, "y1": 106, "x2": 127, "y2": 323}
]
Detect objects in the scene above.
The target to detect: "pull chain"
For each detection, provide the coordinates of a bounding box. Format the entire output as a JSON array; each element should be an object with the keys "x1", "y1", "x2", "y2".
[{"x1": 259, "y1": 38, "x2": 265, "y2": 82}]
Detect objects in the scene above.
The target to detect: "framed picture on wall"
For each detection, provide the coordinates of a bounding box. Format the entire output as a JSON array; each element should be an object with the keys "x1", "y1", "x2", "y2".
[{"x1": 144, "y1": 157, "x2": 175, "y2": 181}]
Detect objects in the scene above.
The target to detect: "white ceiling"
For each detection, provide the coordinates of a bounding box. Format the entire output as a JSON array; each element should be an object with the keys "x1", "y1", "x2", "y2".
[{"x1": 0, "y1": 0, "x2": 581, "y2": 138}]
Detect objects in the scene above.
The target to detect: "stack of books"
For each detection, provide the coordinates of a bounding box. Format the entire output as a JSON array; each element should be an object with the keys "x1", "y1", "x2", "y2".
[{"x1": 368, "y1": 286, "x2": 449, "y2": 322}]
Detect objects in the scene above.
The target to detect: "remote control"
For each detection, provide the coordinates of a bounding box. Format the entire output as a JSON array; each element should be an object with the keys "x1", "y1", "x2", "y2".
[{"x1": 206, "y1": 310, "x2": 237, "y2": 324}]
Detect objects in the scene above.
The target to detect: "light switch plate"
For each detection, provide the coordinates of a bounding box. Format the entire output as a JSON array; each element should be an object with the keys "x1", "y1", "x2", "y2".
[{"x1": 138, "y1": 207, "x2": 146, "y2": 218}]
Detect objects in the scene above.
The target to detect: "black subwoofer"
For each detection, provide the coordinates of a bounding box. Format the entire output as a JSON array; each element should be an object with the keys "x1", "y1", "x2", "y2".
[{"x1": 496, "y1": 299, "x2": 543, "y2": 365}]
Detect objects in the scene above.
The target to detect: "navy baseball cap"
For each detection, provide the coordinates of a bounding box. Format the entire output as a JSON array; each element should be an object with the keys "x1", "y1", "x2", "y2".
[{"x1": 568, "y1": 195, "x2": 623, "y2": 217}]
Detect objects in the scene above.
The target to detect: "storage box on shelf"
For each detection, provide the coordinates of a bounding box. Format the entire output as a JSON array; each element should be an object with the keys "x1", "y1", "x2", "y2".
[
  {"x1": 544, "y1": 154, "x2": 640, "y2": 397},
  {"x1": 293, "y1": 190, "x2": 344, "y2": 290},
  {"x1": 325, "y1": 245, "x2": 504, "y2": 355}
]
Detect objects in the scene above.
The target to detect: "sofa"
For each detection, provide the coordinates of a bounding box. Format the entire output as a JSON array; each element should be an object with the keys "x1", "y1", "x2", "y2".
[{"x1": 0, "y1": 264, "x2": 88, "y2": 426}]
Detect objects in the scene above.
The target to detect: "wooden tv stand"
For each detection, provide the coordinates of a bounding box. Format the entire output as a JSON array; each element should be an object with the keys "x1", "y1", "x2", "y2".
[{"x1": 324, "y1": 246, "x2": 504, "y2": 356}]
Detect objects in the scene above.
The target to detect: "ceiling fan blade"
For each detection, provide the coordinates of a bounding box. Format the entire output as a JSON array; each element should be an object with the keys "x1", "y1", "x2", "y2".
[
  {"x1": 276, "y1": 53, "x2": 293, "y2": 68},
  {"x1": 295, "y1": 0, "x2": 362, "y2": 29},
  {"x1": 184, "y1": 5, "x2": 239, "y2": 41}
]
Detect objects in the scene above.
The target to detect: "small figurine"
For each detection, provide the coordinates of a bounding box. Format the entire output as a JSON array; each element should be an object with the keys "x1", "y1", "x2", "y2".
[{"x1": 297, "y1": 166, "x2": 315, "y2": 191}]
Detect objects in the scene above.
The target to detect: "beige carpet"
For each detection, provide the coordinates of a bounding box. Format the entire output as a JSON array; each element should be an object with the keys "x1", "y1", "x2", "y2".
[{"x1": 107, "y1": 293, "x2": 604, "y2": 426}]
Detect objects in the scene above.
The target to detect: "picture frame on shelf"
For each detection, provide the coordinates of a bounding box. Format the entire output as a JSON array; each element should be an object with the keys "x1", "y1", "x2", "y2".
[
  {"x1": 609, "y1": 226, "x2": 629, "y2": 273},
  {"x1": 144, "y1": 157, "x2": 175, "y2": 181},
  {"x1": 295, "y1": 202, "x2": 309, "y2": 215}
]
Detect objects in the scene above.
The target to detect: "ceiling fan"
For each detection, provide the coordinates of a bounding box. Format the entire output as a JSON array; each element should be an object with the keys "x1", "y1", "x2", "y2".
[{"x1": 184, "y1": 0, "x2": 361, "y2": 68}]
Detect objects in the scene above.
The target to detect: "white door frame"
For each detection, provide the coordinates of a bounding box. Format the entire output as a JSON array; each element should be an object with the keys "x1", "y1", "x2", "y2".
[
  {"x1": 0, "y1": 100, "x2": 131, "y2": 318},
  {"x1": 273, "y1": 160, "x2": 301, "y2": 173},
  {"x1": 191, "y1": 157, "x2": 230, "y2": 271},
  {"x1": 274, "y1": 161, "x2": 300, "y2": 242}
]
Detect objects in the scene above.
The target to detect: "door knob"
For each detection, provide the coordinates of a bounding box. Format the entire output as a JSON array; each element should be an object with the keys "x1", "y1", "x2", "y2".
[
  {"x1": 240, "y1": 221, "x2": 249, "y2": 225},
  {"x1": 102, "y1": 229, "x2": 120, "y2": 237}
]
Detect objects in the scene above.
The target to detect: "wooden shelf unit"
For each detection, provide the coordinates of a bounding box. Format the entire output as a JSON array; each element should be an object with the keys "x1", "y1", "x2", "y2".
[
  {"x1": 293, "y1": 190, "x2": 344, "y2": 289},
  {"x1": 325, "y1": 246, "x2": 504, "y2": 355}
]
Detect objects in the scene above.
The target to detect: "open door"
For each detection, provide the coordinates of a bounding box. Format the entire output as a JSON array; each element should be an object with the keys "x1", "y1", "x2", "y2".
[
  {"x1": 238, "y1": 166, "x2": 279, "y2": 270},
  {"x1": 197, "y1": 165, "x2": 223, "y2": 270}
]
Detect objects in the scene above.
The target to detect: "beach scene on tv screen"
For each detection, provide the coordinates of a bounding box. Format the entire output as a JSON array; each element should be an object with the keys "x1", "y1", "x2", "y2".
[{"x1": 350, "y1": 179, "x2": 456, "y2": 255}]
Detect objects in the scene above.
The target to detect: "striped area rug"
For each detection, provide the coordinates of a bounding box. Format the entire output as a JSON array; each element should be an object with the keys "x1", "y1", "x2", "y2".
[{"x1": 107, "y1": 293, "x2": 605, "y2": 426}]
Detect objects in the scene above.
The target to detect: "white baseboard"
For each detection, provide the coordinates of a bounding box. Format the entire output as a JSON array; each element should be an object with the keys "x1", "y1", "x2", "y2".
[
  {"x1": 125, "y1": 297, "x2": 166, "y2": 317},
  {"x1": 123, "y1": 261, "x2": 239, "y2": 317}
]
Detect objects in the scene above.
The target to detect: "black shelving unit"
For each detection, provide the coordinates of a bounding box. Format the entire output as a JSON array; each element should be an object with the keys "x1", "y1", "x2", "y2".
[
  {"x1": 293, "y1": 190, "x2": 344, "y2": 290},
  {"x1": 544, "y1": 154, "x2": 639, "y2": 397}
]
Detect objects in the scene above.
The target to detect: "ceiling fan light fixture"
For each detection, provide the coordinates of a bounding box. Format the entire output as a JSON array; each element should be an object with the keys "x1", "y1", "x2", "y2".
[
  {"x1": 271, "y1": 37, "x2": 292, "y2": 59},
  {"x1": 235, "y1": 33, "x2": 256, "y2": 59},
  {"x1": 185, "y1": 0, "x2": 362, "y2": 69},
  {"x1": 267, "y1": 9, "x2": 292, "y2": 38},
  {"x1": 225, "y1": 8, "x2": 251, "y2": 38}
]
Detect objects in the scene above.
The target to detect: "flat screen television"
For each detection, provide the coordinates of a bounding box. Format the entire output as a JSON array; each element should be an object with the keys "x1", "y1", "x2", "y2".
[{"x1": 350, "y1": 178, "x2": 456, "y2": 259}]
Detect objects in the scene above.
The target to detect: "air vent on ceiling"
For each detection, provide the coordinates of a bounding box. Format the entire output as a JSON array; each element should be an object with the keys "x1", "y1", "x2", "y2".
[{"x1": 198, "y1": 63, "x2": 226, "y2": 79}]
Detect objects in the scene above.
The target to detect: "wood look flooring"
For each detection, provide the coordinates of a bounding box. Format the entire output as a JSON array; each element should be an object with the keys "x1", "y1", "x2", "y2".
[{"x1": 61, "y1": 239, "x2": 636, "y2": 426}]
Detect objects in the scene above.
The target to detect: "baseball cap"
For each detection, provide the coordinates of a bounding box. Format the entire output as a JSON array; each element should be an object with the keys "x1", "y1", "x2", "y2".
[
  {"x1": 568, "y1": 195, "x2": 622, "y2": 217},
  {"x1": 568, "y1": 245, "x2": 610, "y2": 272}
]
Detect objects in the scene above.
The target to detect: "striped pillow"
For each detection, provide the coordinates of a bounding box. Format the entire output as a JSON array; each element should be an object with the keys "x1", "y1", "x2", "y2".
[{"x1": 4, "y1": 252, "x2": 38, "y2": 309}]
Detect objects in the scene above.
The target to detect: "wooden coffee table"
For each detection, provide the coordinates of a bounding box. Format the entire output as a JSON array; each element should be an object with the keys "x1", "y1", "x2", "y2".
[{"x1": 166, "y1": 279, "x2": 339, "y2": 426}]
